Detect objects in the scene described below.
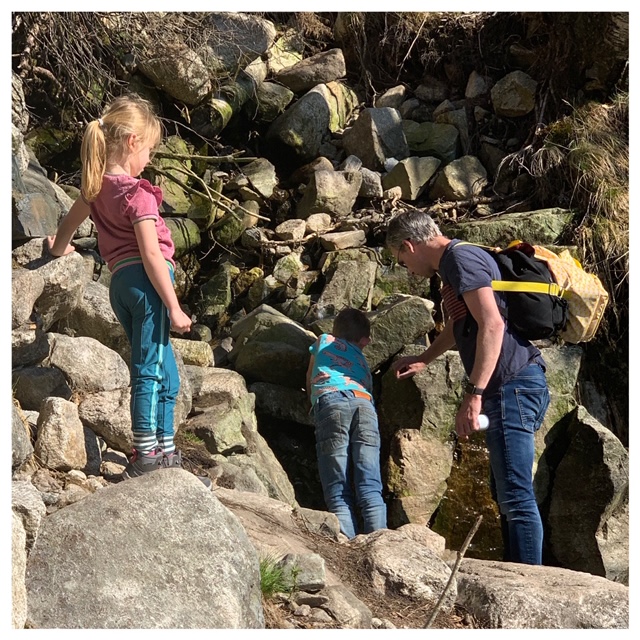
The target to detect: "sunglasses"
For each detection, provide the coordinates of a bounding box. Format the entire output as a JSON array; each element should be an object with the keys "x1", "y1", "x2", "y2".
[{"x1": 396, "y1": 240, "x2": 412, "y2": 269}]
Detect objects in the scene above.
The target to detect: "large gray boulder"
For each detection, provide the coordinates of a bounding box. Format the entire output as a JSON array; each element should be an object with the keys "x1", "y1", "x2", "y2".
[
  {"x1": 434, "y1": 107, "x2": 471, "y2": 156},
  {"x1": 203, "y1": 12, "x2": 277, "y2": 75},
  {"x1": 77, "y1": 388, "x2": 134, "y2": 453},
  {"x1": 12, "y1": 403, "x2": 34, "y2": 472},
  {"x1": 428, "y1": 155, "x2": 488, "y2": 201},
  {"x1": 46, "y1": 333, "x2": 130, "y2": 393},
  {"x1": 275, "y1": 48, "x2": 346, "y2": 93},
  {"x1": 542, "y1": 406, "x2": 629, "y2": 584},
  {"x1": 12, "y1": 268, "x2": 45, "y2": 329},
  {"x1": 25, "y1": 469, "x2": 264, "y2": 628},
  {"x1": 250, "y1": 381, "x2": 314, "y2": 427},
  {"x1": 12, "y1": 71, "x2": 29, "y2": 132},
  {"x1": 350, "y1": 528, "x2": 457, "y2": 612},
  {"x1": 245, "y1": 81, "x2": 295, "y2": 123},
  {"x1": 12, "y1": 365, "x2": 72, "y2": 411},
  {"x1": 342, "y1": 107, "x2": 410, "y2": 171},
  {"x1": 381, "y1": 156, "x2": 441, "y2": 200},
  {"x1": 457, "y1": 558, "x2": 628, "y2": 628},
  {"x1": 12, "y1": 513, "x2": 28, "y2": 629},
  {"x1": 491, "y1": 70, "x2": 538, "y2": 118},
  {"x1": 296, "y1": 170, "x2": 363, "y2": 219},
  {"x1": 228, "y1": 305, "x2": 316, "y2": 389},
  {"x1": 315, "y1": 259, "x2": 378, "y2": 317},
  {"x1": 266, "y1": 82, "x2": 358, "y2": 163},
  {"x1": 364, "y1": 295, "x2": 436, "y2": 372},
  {"x1": 379, "y1": 348, "x2": 465, "y2": 440},
  {"x1": 441, "y1": 208, "x2": 575, "y2": 247},
  {"x1": 12, "y1": 160, "x2": 91, "y2": 243},
  {"x1": 34, "y1": 397, "x2": 88, "y2": 472},
  {"x1": 402, "y1": 120, "x2": 459, "y2": 164},
  {"x1": 11, "y1": 320, "x2": 50, "y2": 369},
  {"x1": 385, "y1": 429, "x2": 454, "y2": 527},
  {"x1": 51, "y1": 280, "x2": 129, "y2": 361},
  {"x1": 22, "y1": 250, "x2": 88, "y2": 332},
  {"x1": 182, "y1": 365, "x2": 297, "y2": 503},
  {"x1": 138, "y1": 44, "x2": 211, "y2": 105},
  {"x1": 12, "y1": 480, "x2": 47, "y2": 553},
  {"x1": 12, "y1": 123, "x2": 30, "y2": 176}
]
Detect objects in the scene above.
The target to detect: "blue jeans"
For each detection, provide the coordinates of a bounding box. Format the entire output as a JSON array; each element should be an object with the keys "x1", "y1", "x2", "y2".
[
  {"x1": 313, "y1": 391, "x2": 387, "y2": 539},
  {"x1": 109, "y1": 263, "x2": 179, "y2": 449},
  {"x1": 483, "y1": 363, "x2": 550, "y2": 565}
]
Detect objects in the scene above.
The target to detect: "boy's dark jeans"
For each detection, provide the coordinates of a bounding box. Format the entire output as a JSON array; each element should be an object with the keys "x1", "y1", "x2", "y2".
[{"x1": 313, "y1": 390, "x2": 387, "y2": 539}]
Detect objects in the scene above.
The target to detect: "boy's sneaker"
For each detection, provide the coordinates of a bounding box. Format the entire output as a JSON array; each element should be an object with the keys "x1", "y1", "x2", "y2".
[
  {"x1": 121, "y1": 448, "x2": 164, "y2": 480},
  {"x1": 162, "y1": 449, "x2": 212, "y2": 489}
]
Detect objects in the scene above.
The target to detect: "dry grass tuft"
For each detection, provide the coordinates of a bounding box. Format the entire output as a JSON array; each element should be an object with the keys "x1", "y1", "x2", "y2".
[{"x1": 537, "y1": 92, "x2": 629, "y2": 338}]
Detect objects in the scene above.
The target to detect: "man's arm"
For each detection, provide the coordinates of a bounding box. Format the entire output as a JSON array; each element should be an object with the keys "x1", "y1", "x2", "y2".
[
  {"x1": 391, "y1": 320, "x2": 456, "y2": 379},
  {"x1": 456, "y1": 286, "x2": 504, "y2": 437}
]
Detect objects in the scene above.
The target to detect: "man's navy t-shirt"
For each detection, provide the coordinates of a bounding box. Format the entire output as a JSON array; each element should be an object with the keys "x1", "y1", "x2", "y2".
[{"x1": 439, "y1": 239, "x2": 545, "y2": 396}]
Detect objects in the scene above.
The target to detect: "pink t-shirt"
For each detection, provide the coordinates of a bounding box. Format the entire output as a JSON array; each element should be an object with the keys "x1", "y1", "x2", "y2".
[{"x1": 89, "y1": 174, "x2": 175, "y2": 273}]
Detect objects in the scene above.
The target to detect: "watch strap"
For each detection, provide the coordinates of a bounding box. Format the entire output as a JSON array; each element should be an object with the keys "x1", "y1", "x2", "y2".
[{"x1": 464, "y1": 381, "x2": 485, "y2": 396}]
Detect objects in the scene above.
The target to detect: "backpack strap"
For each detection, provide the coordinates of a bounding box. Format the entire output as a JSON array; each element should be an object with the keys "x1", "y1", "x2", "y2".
[{"x1": 492, "y1": 280, "x2": 564, "y2": 296}]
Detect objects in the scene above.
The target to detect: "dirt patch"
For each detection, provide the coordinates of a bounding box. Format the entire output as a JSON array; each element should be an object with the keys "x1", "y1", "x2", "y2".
[{"x1": 298, "y1": 526, "x2": 479, "y2": 629}]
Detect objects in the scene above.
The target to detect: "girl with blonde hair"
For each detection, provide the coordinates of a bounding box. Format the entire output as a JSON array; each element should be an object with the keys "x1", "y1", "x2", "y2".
[{"x1": 48, "y1": 94, "x2": 209, "y2": 486}]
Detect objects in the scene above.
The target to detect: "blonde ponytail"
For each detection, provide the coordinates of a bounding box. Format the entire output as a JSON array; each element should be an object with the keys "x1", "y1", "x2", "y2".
[{"x1": 80, "y1": 120, "x2": 107, "y2": 202}]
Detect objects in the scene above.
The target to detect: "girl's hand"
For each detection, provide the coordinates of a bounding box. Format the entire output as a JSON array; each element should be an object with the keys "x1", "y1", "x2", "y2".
[
  {"x1": 46, "y1": 235, "x2": 75, "y2": 257},
  {"x1": 169, "y1": 308, "x2": 192, "y2": 334}
]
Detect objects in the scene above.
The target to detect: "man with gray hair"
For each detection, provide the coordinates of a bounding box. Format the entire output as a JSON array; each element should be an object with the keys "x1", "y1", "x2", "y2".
[{"x1": 386, "y1": 209, "x2": 550, "y2": 565}]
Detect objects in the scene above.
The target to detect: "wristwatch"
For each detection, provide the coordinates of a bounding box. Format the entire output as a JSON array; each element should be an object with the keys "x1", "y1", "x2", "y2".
[{"x1": 464, "y1": 381, "x2": 485, "y2": 396}]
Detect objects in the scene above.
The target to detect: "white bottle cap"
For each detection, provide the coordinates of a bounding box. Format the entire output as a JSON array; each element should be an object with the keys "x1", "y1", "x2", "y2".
[{"x1": 478, "y1": 414, "x2": 489, "y2": 430}]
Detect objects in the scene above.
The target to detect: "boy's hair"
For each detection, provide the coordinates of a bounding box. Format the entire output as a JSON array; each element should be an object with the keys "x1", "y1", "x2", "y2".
[
  {"x1": 332, "y1": 308, "x2": 371, "y2": 344},
  {"x1": 81, "y1": 93, "x2": 163, "y2": 201},
  {"x1": 386, "y1": 209, "x2": 442, "y2": 251}
]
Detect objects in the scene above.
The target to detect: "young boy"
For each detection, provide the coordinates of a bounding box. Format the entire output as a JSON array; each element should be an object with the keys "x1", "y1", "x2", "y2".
[{"x1": 306, "y1": 308, "x2": 387, "y2": 539}]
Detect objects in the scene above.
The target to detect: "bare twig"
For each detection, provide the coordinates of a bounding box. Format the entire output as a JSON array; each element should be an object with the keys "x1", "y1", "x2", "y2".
[
  {"x1": 213, "y1": 190, "x2": 271, "y2": 222},
  {"x1": 424, "y1": 515, "x2": 483, "y2": 629},
  {"x1": 395, "y1": 15, "x2": 427, "y2": 84},
  {"x1": 150, "y1": 165, "x2": 271, "y2": 223},
  {"x1": 152, "y1": 150, "x2": 256, "y2": 164}
]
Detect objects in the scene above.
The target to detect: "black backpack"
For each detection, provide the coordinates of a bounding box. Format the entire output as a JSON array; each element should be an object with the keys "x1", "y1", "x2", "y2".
[{"x1": 455, "y1": 241, "x2": 569, "y2": 340}]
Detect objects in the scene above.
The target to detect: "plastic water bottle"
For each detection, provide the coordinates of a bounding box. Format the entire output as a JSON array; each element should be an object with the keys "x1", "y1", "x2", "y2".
[{"x1": 478, "y1": 414, "x2": 490, "y2": 431}]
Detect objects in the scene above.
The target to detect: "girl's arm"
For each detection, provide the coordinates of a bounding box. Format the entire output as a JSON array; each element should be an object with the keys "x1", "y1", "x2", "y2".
[
  {"x1": 47, "y1": 197, "x2": 92, "y2": 256},
  {"x1": 134, "y1": 219, "x2": 192, "y2": 334}
]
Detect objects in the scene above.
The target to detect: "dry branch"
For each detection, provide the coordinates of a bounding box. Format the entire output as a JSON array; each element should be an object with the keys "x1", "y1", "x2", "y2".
[
  {"x1": 424, "y1": 515, "x2": 483, "y2": 629},
  {"x1": 152, "y1": 150, "x2": 257, "y2": 164},
  {"x1": 150, "y1": 165, "x2": 270, "y2": 223}
]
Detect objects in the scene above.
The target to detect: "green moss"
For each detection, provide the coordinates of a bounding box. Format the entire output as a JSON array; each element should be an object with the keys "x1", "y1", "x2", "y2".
[{"x1": 385, "y1": 460, "x2": 412, "y2": 497}]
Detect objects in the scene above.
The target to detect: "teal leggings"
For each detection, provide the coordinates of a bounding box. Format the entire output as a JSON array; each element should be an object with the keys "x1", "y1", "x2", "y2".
[{"x1": 109, "y1": 262, "x2": 179, "y2": 453}]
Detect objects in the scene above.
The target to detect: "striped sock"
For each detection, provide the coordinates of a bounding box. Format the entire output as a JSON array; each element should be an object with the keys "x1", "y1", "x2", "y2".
[
  {"x1": 158, "y1": 436, "x2": 175, "y2": 456},
  {"x1": 132, "y1": 432, "x2": 159, "y2": 455}
]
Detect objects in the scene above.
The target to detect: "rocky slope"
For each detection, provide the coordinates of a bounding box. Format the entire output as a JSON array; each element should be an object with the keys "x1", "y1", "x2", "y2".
[{"x1": 11, "y1": 11, "x2": 629, "y2": 629}]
